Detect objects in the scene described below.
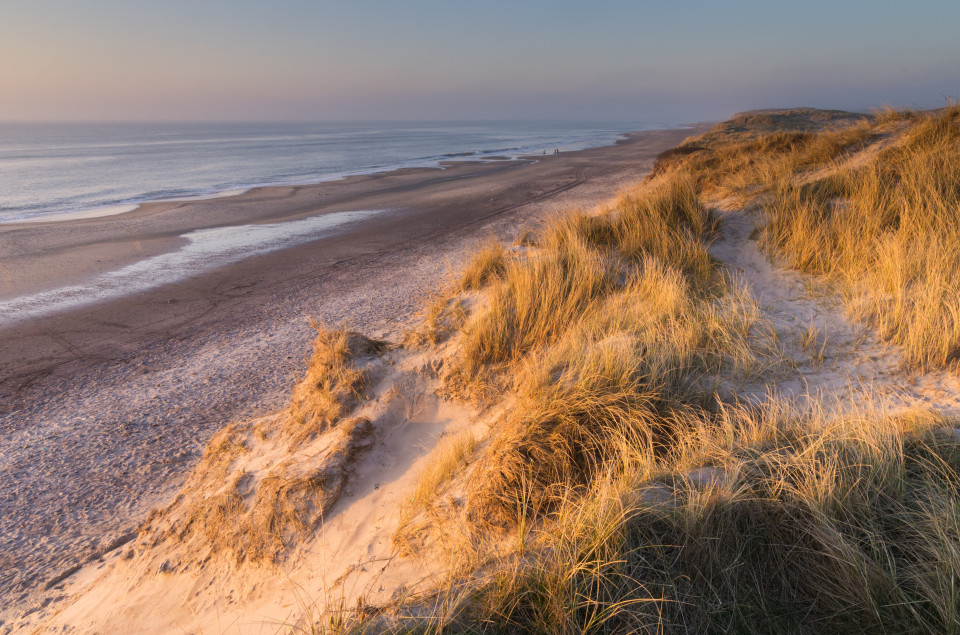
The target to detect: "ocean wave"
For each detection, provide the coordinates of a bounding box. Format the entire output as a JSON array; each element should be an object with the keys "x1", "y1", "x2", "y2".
[{"x1": 0, "y1": 122, "x2": 672, "y2": 222}]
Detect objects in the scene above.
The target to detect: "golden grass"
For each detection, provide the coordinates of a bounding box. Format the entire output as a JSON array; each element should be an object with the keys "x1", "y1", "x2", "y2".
[
  {"x1": 403, "y1": 290, "x2": 469, "y2": 349},
  {"x1": 182, "y1": 415, "x2": 373, "y2": 565},
  {"x1": 650, "y1": 104, "x2": 960, "y2": 368},
  {"x1": 800, "y1": 321, "x2": 827, "y2": 365},
  {"x1": 410, "y1": 428, "x2": 478, "y2": 509},
  {"x1": 430, "y1": 171, "x2": 787, "y2": 529},
  {"x1": 759, "y1": 105, "x2": 960, "y2": 368},
  {"x1": 872, "y1": 104, "x2": 922, "y2": 125},
  {"x1": 198, "y1": 424, "x2": 250, "y2": 477},
  {"x1": 461, "y1": 238, "x2": 614, "y2": 370},
  {"x1": 287, "y1": 326, "x2": 387, "y2": 446},
  {"x1": 446, "y1": 406, "x2": 960, "y2": 634},
  {"x1": 363, "y1": 406, "x2": 960, "y2": 634},
  {"x1": 327, "y1": 107, "x2": 960, "y2": 633},
  {"x1": 467, "y1": 263, "x2": 779, "y2": 525},
  {"x1": 459, "y1": 172, "x2": 717, "y2": 372},
  {"x1": 392, "y1": 427, "x2": 481, "y2": 558},
  {"x1": 459, "y1": 239, "x2": 506, "y2": 291},
  {"x1": 650, "y1": 110, "x2": 875, "y2": 203},
  {"x1": 144, "y1": 326, "x2": 387, "y2": 566}
]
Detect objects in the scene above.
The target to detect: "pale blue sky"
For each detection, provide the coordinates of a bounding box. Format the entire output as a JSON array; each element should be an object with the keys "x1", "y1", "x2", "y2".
[{"x1": 1, "y1": 0, "x2": 958, "y2": 121}]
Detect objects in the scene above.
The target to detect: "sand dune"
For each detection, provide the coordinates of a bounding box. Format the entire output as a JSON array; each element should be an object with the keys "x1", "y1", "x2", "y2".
[{"x1": 13, "y1": 109, "x2": 960, "y2": 632}]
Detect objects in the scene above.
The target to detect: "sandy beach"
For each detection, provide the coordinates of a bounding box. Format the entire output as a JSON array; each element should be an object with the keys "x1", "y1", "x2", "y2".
[{"x1": 0, "y1": 125, "x2": 707, "y2": 619}]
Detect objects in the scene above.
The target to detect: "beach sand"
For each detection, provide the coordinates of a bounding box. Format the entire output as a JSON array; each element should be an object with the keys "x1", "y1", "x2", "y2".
[{"x1": 0, "y1": 125, "x2": 707, "y2": 621}]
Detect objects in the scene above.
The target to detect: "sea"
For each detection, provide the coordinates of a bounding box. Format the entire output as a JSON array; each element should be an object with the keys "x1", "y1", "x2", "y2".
[{"x1": 0, "y1": 120, "x2": 674, "y2": 223}]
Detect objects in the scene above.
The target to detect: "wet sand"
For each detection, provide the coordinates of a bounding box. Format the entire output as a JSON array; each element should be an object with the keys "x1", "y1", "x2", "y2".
[{"x1": 0, "y1": 125, "x2": 706, "y2": 618}]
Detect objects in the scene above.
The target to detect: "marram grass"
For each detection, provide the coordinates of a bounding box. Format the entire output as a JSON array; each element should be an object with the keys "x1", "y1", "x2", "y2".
[{"x1": 297, "y1": 108, "x2": 960, "y2": 634}]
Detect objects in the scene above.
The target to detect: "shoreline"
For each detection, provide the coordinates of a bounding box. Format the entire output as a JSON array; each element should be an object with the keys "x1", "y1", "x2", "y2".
[
  {"x1": 0, "y1": 124, "x2": 707, "y2": 617},
  {"x1": 0, "y1": 125, "x2": 687, "y2": 226},
  {"x1": 0, "y1": 128, "x2": 688, "y2": 305},
  {"x1": 0, "y1": 208, "x2": 391, "y2": 325},
  {"x1": 0, "y1": 156, "x2": 534, "y2": 300}
]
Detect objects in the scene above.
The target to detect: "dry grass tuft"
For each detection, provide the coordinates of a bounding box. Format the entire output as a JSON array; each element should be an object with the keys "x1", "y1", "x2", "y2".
[
  {"x1": 410, "y1": 428, "x2": 478, "y2": 510},
  {"x1": 287, "y1": 325, "x2": 387, "y2": 446},
  {"x1": 459, "y1": 239, "x2": 507, "y2": 291},
  {"x1": 144, "y1": 326, "x2": 387, "y2": 566},
  {"x1": 872, "y1": 104, "x2": 922, "y2": 125},
  {"x1": 393, "y1": 427, "x2": 481, "y2": 559},
  {"x1": 184, "y1": 415, "x2": 374, "y2": 564},
  {"x1": 461, "y1": 235, "x2": 614, "y2": 370},
  {"x1": 458, "y1": 171, "x2": 717, "y2": 375},
  {"x1": 467, "y1": 264, "x2": 778, "y2": 526},
  {"x1": 199, "y1": 423, "x2": 250, "y2": 477},
  {"x1": 403, "y1": 292, "x2": 469, "y2": 349}
]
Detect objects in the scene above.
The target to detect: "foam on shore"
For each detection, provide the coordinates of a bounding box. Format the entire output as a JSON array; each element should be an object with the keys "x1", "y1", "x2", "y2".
[{"x1": 0, "y1": 210, "x2": 385, "y2": 324}]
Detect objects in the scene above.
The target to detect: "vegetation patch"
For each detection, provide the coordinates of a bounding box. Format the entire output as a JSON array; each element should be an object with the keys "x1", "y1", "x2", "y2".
[
  {"x1": 757, "y1": 105, "x2": 960, "y2": 368},
  {"x1": 333, "y1": 107, "x2": 960, "y2": 633},
  {"x1": 287, "y1": 326, "x2": 387, "y2": 447},
  {"x1": 447, "y1": 408, "x2": 960, "y2": 634},
  {"x1": 142, "y1": 327, "x2": 385, "y2": 566}
]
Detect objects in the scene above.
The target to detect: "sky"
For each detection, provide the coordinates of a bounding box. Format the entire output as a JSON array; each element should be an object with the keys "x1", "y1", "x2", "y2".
[{"x1": 1, "y1": 0, "x2": 958, "y2": 123}]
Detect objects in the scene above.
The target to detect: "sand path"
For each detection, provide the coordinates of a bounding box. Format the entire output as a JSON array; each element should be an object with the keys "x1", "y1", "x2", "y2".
[{"x1": 709, "y1": 201, "x2": 960, "y2": 417}]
